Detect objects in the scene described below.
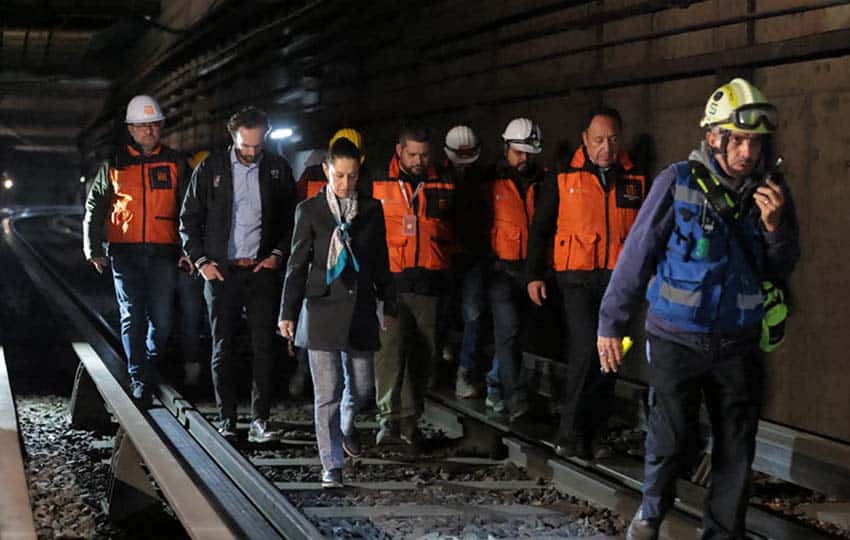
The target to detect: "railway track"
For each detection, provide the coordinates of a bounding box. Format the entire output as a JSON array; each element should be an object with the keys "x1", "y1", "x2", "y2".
[{"x1": 5, "y1": 206, "x2": 847, "y2": 539}]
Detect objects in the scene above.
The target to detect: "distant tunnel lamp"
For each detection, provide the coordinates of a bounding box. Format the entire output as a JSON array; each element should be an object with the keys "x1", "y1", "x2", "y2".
[
  {"x1": 80, "y1": 176, "x2": 87, "y2": 184},
  {"x1": 270, "y1": 128, "x2": 294, "y2": 140},
  {"x1": 2, "y1": 179, "x2": 13, "y2": 190}
]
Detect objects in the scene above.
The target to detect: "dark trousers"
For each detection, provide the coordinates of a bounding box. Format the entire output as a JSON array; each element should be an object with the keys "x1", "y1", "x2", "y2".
[
  {"x1": 488, "y1": 268, "x2": 529, "y2": 410},
  {"x1": 176, "y1": 269, "x2": 205, "y2": 365},
  {"x1": 557, "y1": 273, "x2": 617, "y2": 441},
  {"x1": 642, "y1": 333, "x2": 763, "y2": 540},
  {"x1": 374, "y1": 292, "x2": 438, "y2": 424},
  {"x1": 204, "y1": 265, "x2": 282, "y2": 422},
  {"x1": 458, "y1": 261, "x2": 486, "y2": 373}
]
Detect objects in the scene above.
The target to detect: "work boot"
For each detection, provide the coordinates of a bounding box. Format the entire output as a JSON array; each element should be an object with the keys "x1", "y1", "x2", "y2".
[
  {"x1": 626, "y1": 509, "x2": 659, "y2": 540},
  {"x1": 375, "y1": 420, "x2": 400, "y2": 446},
  {"x1": 508, "y1": 397, "x2": 531, "y2": 424},
  {"x1": 342, "y1": 429, "x2": 362, "y2": 458},
  {"x1": 247, "y1": 419, "x2": 277, "y2": 444},
  {"x1": 455, "y1": 368, "x2": 483, "y2": 399},
  {"x1": 321, "y1": 468, "x2": 343, "y2": 489}
]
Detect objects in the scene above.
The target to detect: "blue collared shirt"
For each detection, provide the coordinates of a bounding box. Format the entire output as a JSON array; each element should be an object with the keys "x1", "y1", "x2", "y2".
[{"x1": 228, "y1": 147, "x2": 263, "y2": 259}]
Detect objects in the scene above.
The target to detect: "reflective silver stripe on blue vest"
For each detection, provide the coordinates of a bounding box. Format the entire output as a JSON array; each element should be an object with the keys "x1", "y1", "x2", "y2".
[{"x1": 646, "y1": 161, "x2": 764, "y2": 332}]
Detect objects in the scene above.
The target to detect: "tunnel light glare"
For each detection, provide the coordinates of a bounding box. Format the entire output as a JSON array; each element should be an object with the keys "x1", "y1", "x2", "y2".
[
  {"x1": 270, "y1": 128, "x2": 294, "y2": 140},
  {"x1": 80, "y1": 176, "x2": 86, "y2": 184},
  {"x1": 2, "y1": 179, "x2": 13, "y2": 190}
]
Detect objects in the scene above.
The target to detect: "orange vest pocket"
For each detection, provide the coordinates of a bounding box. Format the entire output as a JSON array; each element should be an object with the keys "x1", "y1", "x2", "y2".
[
  {"x1": 492, "y1": 221, "x2": 522, "y2": 261},
  {"x1": 386, "y1": 236, "x2": 408, "y2": 273}
]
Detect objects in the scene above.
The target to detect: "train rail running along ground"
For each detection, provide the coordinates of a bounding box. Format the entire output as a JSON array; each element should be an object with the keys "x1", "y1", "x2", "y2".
[{"x1": 2, "y1": 208, "x2": 849, "y2": 539}]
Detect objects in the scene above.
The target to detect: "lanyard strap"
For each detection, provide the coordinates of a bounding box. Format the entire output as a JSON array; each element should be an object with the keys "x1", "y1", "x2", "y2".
[{"x1": 398, "y1": 179, "x2": 423, "y2": 209}]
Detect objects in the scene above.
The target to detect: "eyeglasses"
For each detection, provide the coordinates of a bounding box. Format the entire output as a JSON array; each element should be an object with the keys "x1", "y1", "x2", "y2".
[
  {"x1": 721, "y1": 104, "x2": 778, "y2": 131},
  {"x1": 130, "y1": 122, "x2": 162, "y2": 130},
  {"x1": 446, "y1": 145, "x2": 480, "y2": 158}
]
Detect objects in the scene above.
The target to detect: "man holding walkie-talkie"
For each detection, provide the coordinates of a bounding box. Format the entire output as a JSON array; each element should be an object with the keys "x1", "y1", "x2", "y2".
[{"x1": 598, "y1": 78, "x2": 800, "y2": 540}]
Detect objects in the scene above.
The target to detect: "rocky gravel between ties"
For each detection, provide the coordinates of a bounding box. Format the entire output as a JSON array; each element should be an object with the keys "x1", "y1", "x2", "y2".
[{"x1": 18, "y1": 395, "x2": 184, "y2": 539}]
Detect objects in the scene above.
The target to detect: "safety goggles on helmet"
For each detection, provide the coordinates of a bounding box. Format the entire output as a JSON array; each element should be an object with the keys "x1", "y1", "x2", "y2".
[
  {"x1": 716, "y1": 103, "x2": 778, "y2": 132},
  {"x1": 505, "y1": 134, "x2": 542, "y2": 151},
  {"x1": 445, "y1": 144, "x2": 480, "y2": 159}
]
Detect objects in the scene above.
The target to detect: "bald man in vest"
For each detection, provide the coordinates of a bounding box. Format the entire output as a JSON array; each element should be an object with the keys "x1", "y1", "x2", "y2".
[{"x1": 526, "y1": 106, "x2": 646, "y2": 459}]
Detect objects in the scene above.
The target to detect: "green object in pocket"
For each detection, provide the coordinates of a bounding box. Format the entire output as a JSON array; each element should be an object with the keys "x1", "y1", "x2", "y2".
[{"x1": 760, "y1": 281, "x2": 788, "y2": 352}]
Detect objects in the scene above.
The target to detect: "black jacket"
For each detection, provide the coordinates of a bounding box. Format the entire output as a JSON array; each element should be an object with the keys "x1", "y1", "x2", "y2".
[
  {"x1": 180, "y1": 147, "x2": 296, "y2": 267},
  {"x1": 279, "y1": 189, "x2": 397, "y2": 351}
]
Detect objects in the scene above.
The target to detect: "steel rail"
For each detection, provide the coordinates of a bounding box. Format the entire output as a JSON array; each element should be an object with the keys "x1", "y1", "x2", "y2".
[
  {"x1": 0, "y1": 347, "x2": 38, "y2": 539},
  {"x1": 425, "y1": 389, "x2": 840, "y2": 540},
  {"x1": 4, "y1": 210, "x2": 321, "y2": 539}
]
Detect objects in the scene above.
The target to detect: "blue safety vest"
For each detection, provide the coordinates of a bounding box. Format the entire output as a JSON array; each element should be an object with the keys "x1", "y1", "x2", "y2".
[{"x1": 646, "y1": 161, "x2": 765, "y2": 332}]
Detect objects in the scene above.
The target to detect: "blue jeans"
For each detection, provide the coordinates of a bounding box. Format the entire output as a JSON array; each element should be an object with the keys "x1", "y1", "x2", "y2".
[
  {"x1": 642, "y1": 333, "x2": 763, "y2": 539},
  {"x1": 176, "y1": 269, "x2": 205, "y2": 364},
  {"x1": 309, "y1": 349, "x2": 374, "y2": 472},
  {"x1": 487, "y1": 269, "x2": 528, "y2": 408},
  {"x1": 458, "y1": 262, "x2": 486, "y2": 373},
  {"x1": 110, "y1": 246, "x2": 177, "y2": 389}
]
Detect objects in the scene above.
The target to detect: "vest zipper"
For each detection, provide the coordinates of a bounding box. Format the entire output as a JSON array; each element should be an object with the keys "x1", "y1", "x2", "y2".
[
  {"x1": 414, "y1": 186, "x2": 421, "y2": 267},
  {"x1": 603, "y1": 185, "x2": 610, "y2": 269},
  {"x1": 141, "y1": 162, "x2": 147, "y2": 243}
]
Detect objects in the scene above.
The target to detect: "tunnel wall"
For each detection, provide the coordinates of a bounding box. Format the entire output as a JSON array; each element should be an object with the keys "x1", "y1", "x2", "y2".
[{"x1": 108, "y1": 0, "x2": 850, "y2": 442}]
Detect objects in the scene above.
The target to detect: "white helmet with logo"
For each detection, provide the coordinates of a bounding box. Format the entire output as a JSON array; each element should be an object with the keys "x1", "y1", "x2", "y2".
[
  {"x1": 125, "y1": 95, "x2": 165, "y2": 124},
  {"x1": 502, "y1": 118, "x2": 542, "y2": 154},
  {"x1": 444, "y1": 125, "x2": 480, "y2": 165},
  {"x1": 700, "y1": 78, "x2": 777, "y2": 135}
]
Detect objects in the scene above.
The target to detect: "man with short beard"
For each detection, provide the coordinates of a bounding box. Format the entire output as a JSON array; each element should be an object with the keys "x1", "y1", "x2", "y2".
[
  {"x1": 180, "y1": 106, "x2": 296, "y2": 443},
  {"x1": 84, "y1": 95, "x2": 189, "y2": 408},
  {"x1": 369, "y1": 126, "x2": 455, "y2": 447}
]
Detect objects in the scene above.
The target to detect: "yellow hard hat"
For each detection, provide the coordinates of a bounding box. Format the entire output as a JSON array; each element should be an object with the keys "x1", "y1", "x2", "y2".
[
  {"x1": 700, "y1": 78, "x2": 777, "y2": 135},
  {"x1": 188, "y1": 150, "x2": 210, "y2": 169},
  {"x1": 329, "y1": 128, "x2": 365, "y2": 164}
]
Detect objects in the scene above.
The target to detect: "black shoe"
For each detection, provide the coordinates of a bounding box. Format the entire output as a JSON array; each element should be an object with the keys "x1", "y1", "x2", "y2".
[
  {"x1": 508, "y1": 397, "x2": 531, "y2": 423},
  {"x1": 554, "y1": 434, "x2": 591, "y2": 460},
  {"x1": 400, "y1": 418, "x2": 425, "y2": 448},
  {"x1": 342, "y1": 430, "x2": 362, "y2": 458},
  {"x1": 375, "y1": 421, "x2": 400, "y2": 446},
  {"x1": 218, "y1": 418, "x2": 237, "y2": 441},
  {"x1": 626, "y1": 510, "x2": 659, "y2": 540},
  {"x1": 131, "y1": 382, "x2": 153, "y2": 409}
]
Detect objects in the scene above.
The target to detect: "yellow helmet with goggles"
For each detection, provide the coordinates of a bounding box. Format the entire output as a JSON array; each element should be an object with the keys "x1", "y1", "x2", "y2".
[{"x1": 700, "y1": 78, "x2": 777, "y2": 135}]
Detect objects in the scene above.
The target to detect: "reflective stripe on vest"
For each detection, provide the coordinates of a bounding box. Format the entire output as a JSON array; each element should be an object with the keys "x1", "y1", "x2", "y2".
[
  {"x1": 106, "y1": 145, "x2": 180, "y2": 245},
  {"x1": 488, "y1": 178, "x2": 536, "y2": 261},
  {"x1": 552, "y1": 148, "x2": 644, "y2": 271},
  {"x1": 646, "y1": 161, "x2": 764, "y2": 332},
  {"x1": 372, "y1": 156, "x2": 454, "y2": 272}
]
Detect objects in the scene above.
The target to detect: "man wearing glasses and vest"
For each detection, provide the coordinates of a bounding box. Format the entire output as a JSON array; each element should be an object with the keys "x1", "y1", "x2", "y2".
[
  {"x1": 598, "y1": 79, "x2": 799, "y2": 539},
  {"x1": 371, "y1": 126, "x2": 455, "y2": 448},
  {"x1": 527, "y1": 107, "x2": 646, "y2": 459},
  {"x1": 83, "y1": 95, "x2": 189, "y2": 408}
]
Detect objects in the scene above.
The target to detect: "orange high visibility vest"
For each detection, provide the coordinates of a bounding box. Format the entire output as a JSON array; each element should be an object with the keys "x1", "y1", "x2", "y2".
[
  {"x1": 371, "y1": 155, "x2": 455, "y2": 273},
  {"x1": 106, "y1": 145, "x2": 181, "y2": 245},
  {"x1": 553, "y1": 148, "x2": 645, "y2": 271},
  {"x1": 487, "y1": 178, "x2": 537, "y2": 261}
]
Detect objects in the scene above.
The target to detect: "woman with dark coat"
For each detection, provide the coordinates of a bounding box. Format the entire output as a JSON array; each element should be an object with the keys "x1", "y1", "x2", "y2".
[{"x1": 279, "y1": 138, "x2": 396, "y2": 488}]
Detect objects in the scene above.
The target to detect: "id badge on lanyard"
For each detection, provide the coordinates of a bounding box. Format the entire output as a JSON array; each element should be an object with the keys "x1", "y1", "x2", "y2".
[{"x1": 399, "y1": 180, "x2": 422, "y2": 237}]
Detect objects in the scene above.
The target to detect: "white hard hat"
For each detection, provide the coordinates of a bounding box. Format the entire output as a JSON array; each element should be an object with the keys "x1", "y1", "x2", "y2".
[
  {"x1": 125, "y1": 95, "x2": 165, "y2": 124},
  {"x1": 502, "y1": 118, "x2": 542, "y2": 154},
  {"x1": 700, "y1": 78, "x2": 776, "y2": 135},
  {"x1": 444, "y1": 125, "x2": 480, "y2": 165}
]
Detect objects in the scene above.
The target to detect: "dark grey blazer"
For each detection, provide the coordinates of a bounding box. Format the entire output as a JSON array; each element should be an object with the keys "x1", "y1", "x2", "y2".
[{"x1": 279, "y1": 189, "x2": 396, "y2": 351}]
